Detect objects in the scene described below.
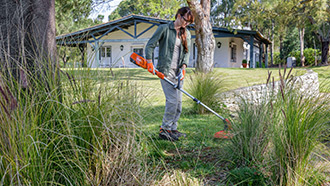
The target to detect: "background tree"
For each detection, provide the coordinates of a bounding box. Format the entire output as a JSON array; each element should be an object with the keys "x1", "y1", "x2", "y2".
[
  {"x1": 211, "y1": 0, "x2": 236, "y2": 27},
  {"x1": 281, "y1": 27, "x2": 300, "y2": 60},
  {"x1": 187, "y1": 0, "x2": 216, "y2": 73},
  {"x1": 231, "y1": 0, "x2": 323, "y2": 66},
  {"x1": 55, "y1": 0, "x2": 104, "y2": 67},
  {"x1": 304, "y1": 0, "x2": 330, "y2": 65},
  {"x1": 102, "y1": 0, "x2": 329, "y2": 67},
  {"x1": 108, "y1": 0, "x2": 184, "y2": 21},
  {"x1": 55, "y1": 0, "x2": 93, "y2": 35}
]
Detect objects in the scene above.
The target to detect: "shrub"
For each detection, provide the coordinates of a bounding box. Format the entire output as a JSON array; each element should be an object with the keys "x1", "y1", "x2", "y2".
[
  {"x1": 256, "y1": 61, "x2": 265, "y2": 68},
  {"x1": 186, "y1": 72, "x2": 224, "y2": 114},
  {"x1": 290, "y1": 48, "x2": 321, "y2": 66},
  {"x1": 270, "y1": 52, "x2": 284, "y2": 65},
  {"x1": 304, "y1": 48, "x2": 321, "y2": 66}
]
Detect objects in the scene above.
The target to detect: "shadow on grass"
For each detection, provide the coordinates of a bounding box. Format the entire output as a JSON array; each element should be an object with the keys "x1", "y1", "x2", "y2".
[{"x1": 141, "y1": 104, "x2": 233, "y2": 184}]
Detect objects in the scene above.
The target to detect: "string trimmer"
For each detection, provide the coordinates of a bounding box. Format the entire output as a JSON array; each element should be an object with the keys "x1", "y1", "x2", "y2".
[{"x1": 130, "y1": 52, "x2": 232, "y2": 139}]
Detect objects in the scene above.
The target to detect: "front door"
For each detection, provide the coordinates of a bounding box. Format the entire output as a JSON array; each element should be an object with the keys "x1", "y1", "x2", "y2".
[{"x1": 100, "y1": 46, "x2": 112, "y2": 67}]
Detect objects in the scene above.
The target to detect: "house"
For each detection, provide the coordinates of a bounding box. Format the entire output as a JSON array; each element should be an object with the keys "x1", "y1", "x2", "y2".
[{"x1": 56, "y1": 14, "x2": 271, "y2": 68}]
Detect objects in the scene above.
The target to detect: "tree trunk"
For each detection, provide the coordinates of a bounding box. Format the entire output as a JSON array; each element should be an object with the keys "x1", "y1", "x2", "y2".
[
  {"x1": 271, "y1": 20, "x2": 275, "y2": 66},
  {"x1": 279, "y1": 34, "x2": 284, "y2": 62},
  {"x1": 308, "y1": 17, "x2": 330, "y2": 66},
  {"x1": 299, "y1": 28, "x2": 305, "y2": 66},
  {"x1": 0, "y1": 0, "x2": 57, "y2": 87},
  {"x1": 321, "y1": 40, "x2": 329, "y2": 65},
  {"x1": 313, "y1": 37, "x2": 317, "y2": 66},
  {"x1": 187, "y1": 0, "x2": 215, "y2": 73}
]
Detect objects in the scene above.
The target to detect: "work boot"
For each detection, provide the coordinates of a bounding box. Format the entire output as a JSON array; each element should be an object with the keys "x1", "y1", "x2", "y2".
[
  {"x1": 172, "y1": 130, "x2": 187, "y2": 138},
  {"x1": 159, "y1": 128, "x2": 178, "y2": 141}
]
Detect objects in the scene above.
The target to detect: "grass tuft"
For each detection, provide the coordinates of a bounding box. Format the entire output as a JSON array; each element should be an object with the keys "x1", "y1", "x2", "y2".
[{"x1": 186, "y1": 71, "x2": 225, "y2": 114}]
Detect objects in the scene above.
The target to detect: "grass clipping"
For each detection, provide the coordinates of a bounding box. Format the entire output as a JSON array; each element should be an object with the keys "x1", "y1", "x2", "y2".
[{"x1": 156, "y1": 170, "x2": 202, "y2": 186}]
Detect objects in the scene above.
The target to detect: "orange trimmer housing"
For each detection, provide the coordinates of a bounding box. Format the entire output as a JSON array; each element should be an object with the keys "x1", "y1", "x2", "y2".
[{"x1": 130, "y1": 52, "x2": 164, "y2": 79}]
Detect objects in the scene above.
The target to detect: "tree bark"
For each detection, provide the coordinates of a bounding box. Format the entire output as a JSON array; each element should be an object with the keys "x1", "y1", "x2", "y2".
[
  {"x1": 0, "y1": 0, "x2": 57, "y2": 87},
  {"x1": 271, "y1": 20, "x2": 275, "y2": 66},
  {"x1": 308, "y1": 17, "x2": 329, "y2": 65},
  {"x1": 279, "y1": 34, "x2": 283, "y2": 61},
  {"x1": 187, "y1": 0, "x2": 215, "y2": 73},
  {"x1": 313, "y1": 37, "x2": 317, "y2": 66},
  {"x1": 299, "y1": 28, "x2": 305, "y2": 66},
  {"x1": 321, "y1": 40, "x2": 329, "y2": 65}
]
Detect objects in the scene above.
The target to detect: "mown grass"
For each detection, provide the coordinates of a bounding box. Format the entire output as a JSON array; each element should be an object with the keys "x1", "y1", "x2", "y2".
[
  {"x1": 61, "y1": 67, "x2": 307, "y2": 106},
  {"x1": 1, "y1": 63, "x2": 328, "y2": 185},
  {"x1": 309, "y1": 66, "x2": 330, "y2": 92}
]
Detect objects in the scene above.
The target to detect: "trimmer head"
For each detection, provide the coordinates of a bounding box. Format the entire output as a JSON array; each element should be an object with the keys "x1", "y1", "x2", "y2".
[
  {"x1": 214, "y1": 118, "x2": 233, "y2": 139},
  {"x1": 214, "y1": 130, "x2": 233, "y2": 139}
]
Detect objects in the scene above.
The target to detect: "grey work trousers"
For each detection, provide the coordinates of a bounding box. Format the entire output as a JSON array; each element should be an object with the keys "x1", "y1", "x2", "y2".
[{"x1": 160, "y1": 69, "x2": 183, "y2": 131}]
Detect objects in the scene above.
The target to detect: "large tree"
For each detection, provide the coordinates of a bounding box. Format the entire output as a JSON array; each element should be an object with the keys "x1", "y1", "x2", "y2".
[
  {"x1": 232, "y1": 0, "x2": 300, "y2": 65},
  {"x1": 0, "y1": 0, "x2": 56, "y2": 88},
  {"x1": 108, "y1": 0, "x2": 184, "y2": 21},
  {"x1": 55, "y1": 0, "x2": 105, "y2": 67},
  {"x1": 187, "y1": 0, "x2": 215, "y2": 73},
  {"x1": 304, "y1": 0, "x2": 330, "y2": 65},
  {"x1": 211, "y1": 0, "x2": 236, "y2": 27}
]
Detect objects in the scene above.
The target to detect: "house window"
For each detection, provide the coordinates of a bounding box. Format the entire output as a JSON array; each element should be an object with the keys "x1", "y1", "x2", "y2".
[
  {"x1": 133, "y1": 48, "x2": 144, "y2": 56},
  {"x1": 106, "y1": 47, "x2": 111, "y2": 57},
  {"x1": 231, "y1": 45, "x2": 237, "y2": 62},
  {"x1": 99, "y1": 46, "x2": 112, "y2": 67},
  {"x1": 99, "y1": 47, "x2": 111, "y2": 60}
]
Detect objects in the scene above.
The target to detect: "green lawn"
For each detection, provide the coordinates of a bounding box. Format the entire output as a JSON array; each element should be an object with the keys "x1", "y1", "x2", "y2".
[
  {"x1": 62, "y1": 67, "x2": 306, "y2": 106},
  {"x1": 62, "y1": 66, "x2": 326, "y2": 184},
  {"x1": 309, "y1": 66, "x2": 330, "y2": 92}
]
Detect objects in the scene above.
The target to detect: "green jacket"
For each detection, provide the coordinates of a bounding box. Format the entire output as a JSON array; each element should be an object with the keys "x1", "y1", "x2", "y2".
[{"x1": 145, "y1": 22, "x2": 191, "y2": 76}]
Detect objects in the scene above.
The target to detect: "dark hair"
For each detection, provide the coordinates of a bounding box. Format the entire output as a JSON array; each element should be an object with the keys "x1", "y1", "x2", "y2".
[{"x1": 175, "y1": 7, "x2": 194, "y2": 53}]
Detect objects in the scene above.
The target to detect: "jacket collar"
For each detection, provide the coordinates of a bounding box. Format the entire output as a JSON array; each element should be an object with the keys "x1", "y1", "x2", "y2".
[{"x1": 169, "y1": 21, "x2": 175, "y2": 30}]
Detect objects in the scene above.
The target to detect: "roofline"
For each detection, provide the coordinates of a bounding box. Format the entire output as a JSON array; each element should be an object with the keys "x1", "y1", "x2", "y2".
[
  {"x1": 56, "y1": 14, "x2": 171, "y2": 40},
  {"x1": 56, "y1": 14, "x2": 271, "y2": 44}
]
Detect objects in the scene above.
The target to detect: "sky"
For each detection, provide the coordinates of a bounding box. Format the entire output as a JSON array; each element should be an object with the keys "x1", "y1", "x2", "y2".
[{"x1": 89, "y1": 0, "x2": 123, "y2": 22}]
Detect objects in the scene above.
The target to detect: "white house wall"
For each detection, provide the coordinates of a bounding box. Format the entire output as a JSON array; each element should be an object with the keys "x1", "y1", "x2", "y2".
[
  {"x1": 87, "y1": 22, "x2": 160, "y2": 68},
  {"x1": 86, "y1": 23, "x2": 248, "y2": 68},
  {"x1": 87, "y1": 43, "x2": 97, "y2": 68},
  {"x1": 102, "y1": 23, "x2": 158, "y2": 40},
  {"x1": 228, "y1": 37, "x2": 245, "y2": 68},
  {"x1": 214, "y1": 38, "x2": 230, "y2": 68}
]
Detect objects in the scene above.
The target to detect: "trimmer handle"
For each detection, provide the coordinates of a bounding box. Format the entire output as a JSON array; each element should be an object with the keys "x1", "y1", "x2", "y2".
[{"x1": 130, "y1": 52, "x2": 165, "y2": 79}]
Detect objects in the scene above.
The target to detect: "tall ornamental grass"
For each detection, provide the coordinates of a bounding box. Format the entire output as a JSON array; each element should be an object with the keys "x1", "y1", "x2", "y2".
[
  {"x1": 186, "y1": 72, "x2": 224, "y2": 114},
  {"x1": 228, "y1": 68, "x2": 330, "y2": 185},
  {"x1": 0, "y1": 52, "x2": 157, "y2": 185},
  {"x1": 271, "y1": 73, "x2": 330, "y2": 185},
  {"x1": 230, "y1": 96, "x2": 272, "y2": 167}
]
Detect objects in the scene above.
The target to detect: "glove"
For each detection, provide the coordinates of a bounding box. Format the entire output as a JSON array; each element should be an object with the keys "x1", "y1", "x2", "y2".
[
  {"x1": 177, "y1": 68, "x2": 185, "y2": 81},
  {"x1": 147, "y1": 61, "x2": 155, "y2": 75}
]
